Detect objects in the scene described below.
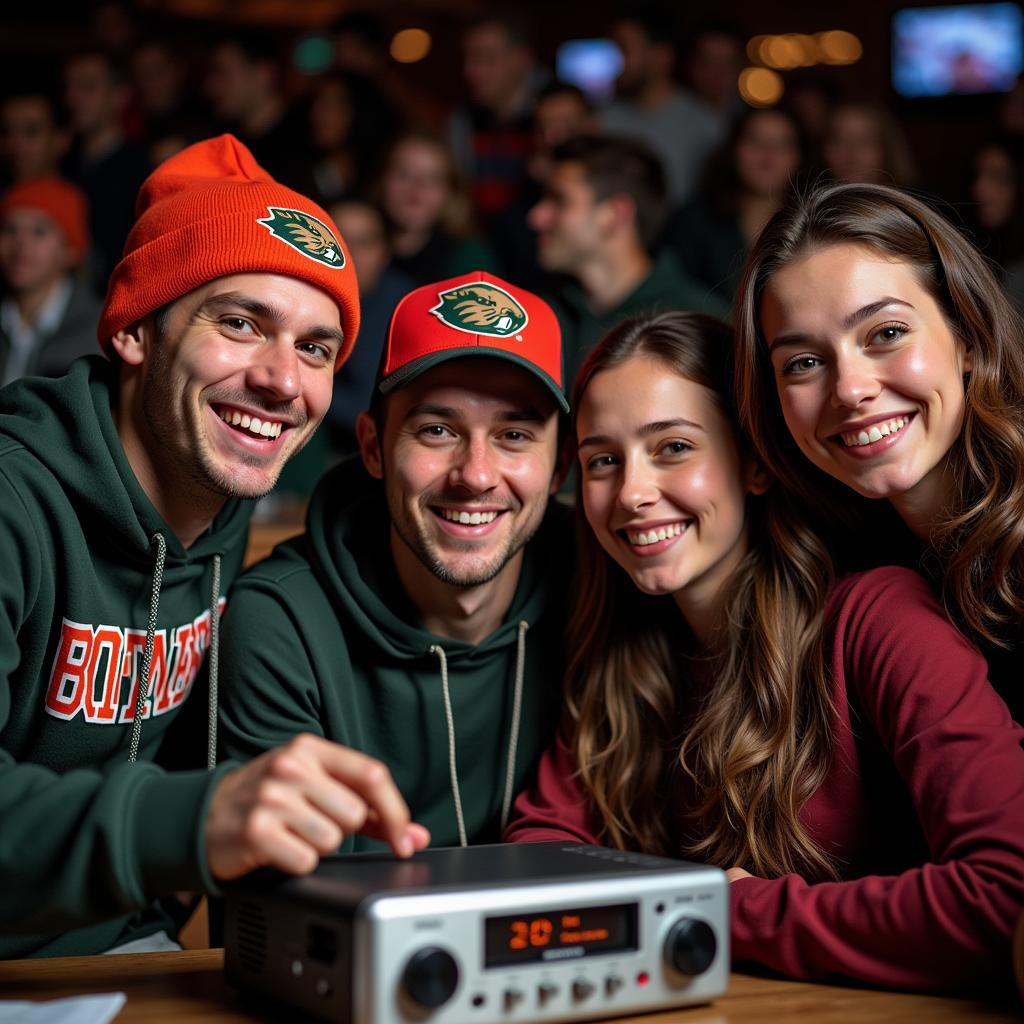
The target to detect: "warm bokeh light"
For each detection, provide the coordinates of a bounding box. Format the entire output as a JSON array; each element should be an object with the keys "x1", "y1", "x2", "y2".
[
  {"x1": 739, "y1": 67, "x2": 784, "y2": 107},
  {"x1": 747, "y1": 29, "x2": 861, "y2": 70},
  {"x1": 818, "y1": 30, "x2": 863, "y2": 65},
  {"x1": 390, "y1": 28, "x2": 432, "y2": 64}
]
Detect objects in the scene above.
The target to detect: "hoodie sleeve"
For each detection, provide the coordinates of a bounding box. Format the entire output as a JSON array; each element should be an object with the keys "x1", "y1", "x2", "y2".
[
  {"x1": 730, "y1": 567, "x2": 1024, "y2": 992},
  {"x1": 0, "y1": 472, "x2": 232, "y2": 936},
  {"x1": 218, "y1": 576, "x2": 328, "y2": 760},
  {"x1": 504, "y1": 722, "x2": 604, "y2": 845}
]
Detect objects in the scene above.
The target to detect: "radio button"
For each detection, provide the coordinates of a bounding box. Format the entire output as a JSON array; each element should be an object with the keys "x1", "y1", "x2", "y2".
[
  {"x1": 537, "y1": 981, "x2": 559, "y2": 1004},
  {"x1": 665, "y1": 918, "x2": 717, "y2": 976},
  {"x1": 605, "y1": 974, "x2": 624, "y2": 996},
  {"x1": 572, "y1": 979, "x2": 595, "y2": 1001},
  {"x1": 401, "y1": 947, "x2": 459, "y2": 1010}
]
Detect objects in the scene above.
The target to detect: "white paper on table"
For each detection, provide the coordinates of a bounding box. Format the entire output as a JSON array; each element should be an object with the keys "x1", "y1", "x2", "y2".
[{"x1": 0, "y1": 993, "x2": 126, "y2": 1024}]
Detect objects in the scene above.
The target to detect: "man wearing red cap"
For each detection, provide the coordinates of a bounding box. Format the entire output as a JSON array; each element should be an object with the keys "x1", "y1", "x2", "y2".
[
  {"x1": 0, "y1": 135, "x2": 427, "y2": 960},
  {"x1": 0, "y1": 176, "x2": 100, "y2": 385},
  {"x1": 220, "y1": 271, "x2": 571, "y2": 852}
]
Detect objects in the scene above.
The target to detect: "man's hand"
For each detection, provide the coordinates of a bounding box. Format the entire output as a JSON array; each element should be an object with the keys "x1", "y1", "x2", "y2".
[{"x1": 205, "y1": 734, "x2": 430, "y2": 880}]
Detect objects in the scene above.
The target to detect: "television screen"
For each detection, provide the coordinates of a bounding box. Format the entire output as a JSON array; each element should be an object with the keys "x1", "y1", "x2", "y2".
[
  {"x1": 556, "y1": 39, "x2": 623, "y2": 104},
  {"x1": 892, "y1": 2, "x2": 1024, "y2": 97}
]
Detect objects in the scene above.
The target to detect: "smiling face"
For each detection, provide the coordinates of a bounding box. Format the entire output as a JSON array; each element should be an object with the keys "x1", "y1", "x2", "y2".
[
  {"x1": 761, "y1": 243, "x2": 971, "y2": 526},
  {"x1": 577, "y1": 354, "x2": 760, "y2": 618},
  {"x1": 358, "y1": 359, "x2": 561, "y2": 589},
  {"x1": 114, "y1": 272, "x2": 342, "y2": 515}
]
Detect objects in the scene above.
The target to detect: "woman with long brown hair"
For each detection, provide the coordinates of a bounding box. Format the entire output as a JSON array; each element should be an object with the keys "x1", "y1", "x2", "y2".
[
  {"x1": 734, "y1": 181, "x2": 1024, "y2": 723},
  {"x1": 506, "y1": 310, "x2": 1024, "y2": 990}
]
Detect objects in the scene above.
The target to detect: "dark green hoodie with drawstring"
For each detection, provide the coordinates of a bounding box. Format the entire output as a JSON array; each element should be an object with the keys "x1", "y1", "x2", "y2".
[
  {"x1": 0, "y1": 356, "x2": 250, "y2": 958},
  {"x1": 219, "y1": 457, "x2": 570, "y2": 849}
]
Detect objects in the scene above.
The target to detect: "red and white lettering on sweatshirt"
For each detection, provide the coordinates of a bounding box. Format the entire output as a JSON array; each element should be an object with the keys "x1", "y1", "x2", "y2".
[{"x1": 43, "y1": 599, "x2": 225, "y2": 724}]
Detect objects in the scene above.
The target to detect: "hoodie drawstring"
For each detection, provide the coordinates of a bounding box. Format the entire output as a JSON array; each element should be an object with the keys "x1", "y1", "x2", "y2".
[
  {"x1": 206, "y1": 554, "x2": 222, "y2": 771},
  {"x1": 500, "y1": 620, "x2": 529, "y2": 832},
  {"x1": 127, "y1": 533, "x2": 167, "y2": 764},
  {"x1": 127, "y1": 535, "x2": 222, "y2": 772},
  {"x1": 429, "y1": 619, "x2": 530, "y2": 848}
]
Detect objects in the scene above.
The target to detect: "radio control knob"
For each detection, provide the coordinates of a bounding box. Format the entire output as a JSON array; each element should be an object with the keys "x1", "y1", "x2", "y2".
[
  {"x1": 538, "y1": 981, "x2": 559, "y2": 1004},
  {"x1": 665, "y1": 917, "x2": 717, "y2": 976},
  {"x1": 504, "y1": 987, "x2": 525, "y2": 1010},
  {"x1": 572, "y1": 978, "x2": 595, "y2": 1001},
  {"x1": 401, "y1": 947, "x2": 459, "y2": 1009}
]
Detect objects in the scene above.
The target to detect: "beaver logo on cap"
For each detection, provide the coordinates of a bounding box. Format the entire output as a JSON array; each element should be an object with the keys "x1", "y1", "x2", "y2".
[
  {"x1": 257, "y1": 207, "x2": 345, "y2": 269},
  {"x1": 430, "y1": 282, "x2": 528, "y2": 337}
]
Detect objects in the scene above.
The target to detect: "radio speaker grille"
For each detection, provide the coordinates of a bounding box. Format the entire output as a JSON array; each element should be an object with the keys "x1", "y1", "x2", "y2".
[{"x1": 235, "y1": 901, "x2": 267, "y2": 973}]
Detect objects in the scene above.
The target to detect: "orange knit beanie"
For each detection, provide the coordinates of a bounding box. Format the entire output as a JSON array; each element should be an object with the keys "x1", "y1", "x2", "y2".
[
  {"x1": 0, "y1": 176, "x2": 89, "y2": 265},
  {"x1": 98, "y1": 134, "x2": 360, "y2": 370}
]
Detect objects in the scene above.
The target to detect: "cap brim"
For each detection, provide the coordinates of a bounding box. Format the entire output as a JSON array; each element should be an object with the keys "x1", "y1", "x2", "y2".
[{"x1": 377, "y1": 347, "x2": 570, "y2": 414}]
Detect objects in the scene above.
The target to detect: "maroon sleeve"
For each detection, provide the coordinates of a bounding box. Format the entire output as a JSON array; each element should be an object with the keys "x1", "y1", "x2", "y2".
[
  {"x1": 730, "y1": 567, "x2": 1024, "y2": 991},
  {"x1": 504, "y1": 721, "x2": 604, "y2": 845}
]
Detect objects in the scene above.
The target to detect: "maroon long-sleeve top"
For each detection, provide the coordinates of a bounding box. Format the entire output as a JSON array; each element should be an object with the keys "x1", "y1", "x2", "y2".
[{"x1": 506, "y1": 567, "x2": 1024, "y2": 992}]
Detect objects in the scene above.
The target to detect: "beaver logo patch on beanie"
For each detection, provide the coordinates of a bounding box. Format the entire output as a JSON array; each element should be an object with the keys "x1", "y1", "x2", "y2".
[
  {"x1": 430, "y1": 282, "x2": 528, "y2": 337},
  {"x1": 257, "y1": 207, "x2": 346, "y2": 268}
]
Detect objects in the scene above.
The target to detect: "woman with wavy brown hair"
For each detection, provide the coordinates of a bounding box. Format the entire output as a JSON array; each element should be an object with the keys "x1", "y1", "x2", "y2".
[
  {"x1": 506, "y1": 310, "x2": 1024, "y2": 991},
  {"x1": 734, "y1": 181, "x2": 1024, "y2": 723}
]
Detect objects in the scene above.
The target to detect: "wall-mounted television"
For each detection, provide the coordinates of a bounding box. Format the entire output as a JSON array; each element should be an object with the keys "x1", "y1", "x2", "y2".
[{"x1": 892, "y1": 2, "x2": 1024, "y2": 96}]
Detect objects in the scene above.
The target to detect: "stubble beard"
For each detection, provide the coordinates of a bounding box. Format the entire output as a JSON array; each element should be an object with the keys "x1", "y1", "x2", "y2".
[
  {"x1": 141, "y1": 342, "x2": 307, "y2": 501},
  {"x1": 387, "y1": 484, "x2": 545, "y2": 589}
]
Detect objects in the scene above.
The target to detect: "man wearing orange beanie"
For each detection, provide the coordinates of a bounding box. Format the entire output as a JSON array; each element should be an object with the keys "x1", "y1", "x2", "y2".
[
  {"x1": 0, "y1": 135, "x2": 428, "y2": 960},
  {"x1": 0, "y1": 175, "x2": 100, "y2": 386}
]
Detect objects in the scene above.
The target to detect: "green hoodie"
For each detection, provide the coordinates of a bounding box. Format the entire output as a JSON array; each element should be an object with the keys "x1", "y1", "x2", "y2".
[
  {"x1": 219, "y1": 457, "x2": 570, "y2": 849},
  {"x1": 0, "y1": 356, "x2": 250, "y2": 958}
]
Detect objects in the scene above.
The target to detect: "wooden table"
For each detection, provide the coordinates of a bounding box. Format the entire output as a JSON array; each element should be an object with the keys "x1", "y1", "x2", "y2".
[{"x1": 0, "y1": 950, "x2": 1018, "y2": 1023}]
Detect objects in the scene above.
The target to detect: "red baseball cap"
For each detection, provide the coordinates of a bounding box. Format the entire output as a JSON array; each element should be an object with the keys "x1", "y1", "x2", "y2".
[{"x1": 377, "y1": 271, "x2": 568, "y2": 413}]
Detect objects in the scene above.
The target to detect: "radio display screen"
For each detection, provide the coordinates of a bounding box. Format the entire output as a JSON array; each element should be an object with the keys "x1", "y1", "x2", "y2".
[{"x1": 484, "y1": 904, "x2": 637, "y2": 967}]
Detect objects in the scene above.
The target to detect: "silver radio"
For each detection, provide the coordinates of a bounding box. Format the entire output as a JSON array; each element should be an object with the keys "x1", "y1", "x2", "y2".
[{"x1": 224, "y1": 842, "x2": 728, "y2": 1024}]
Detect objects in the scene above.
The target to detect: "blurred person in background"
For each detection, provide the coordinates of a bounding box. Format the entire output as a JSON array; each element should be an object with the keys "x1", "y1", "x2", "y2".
[
  {"x1": 309, "y1": 72, "x2": 392, "y2": 206},
  {"x1": 967, "y1": 136, "x2": 1024, "y2": 311},
  {"x1": 786, "y1": 74, "x2": 838, "y2": 160},
  {"x1": 0, "y1": 85, "x2": 67, "y2": 187},
  {"x1": 529, "y1": 134, "x2": 728, "y2": 382},
  {"x1": 602, "y1": 7, "x2": 724, "y2": 206},
  {"x1": 492, "y1": 81, "x2": 598, "y2": 293},
  {"x1": 823, "y1": 102, "x2": 917, "y2": 188},
  {"x1": 378, "y1": 131, "x2": 500, "y2": 287},
  {"x1": 131, "y1": 37, "x2": 210, "y2": 165},
  {"x1": 448, "y1": 10, "x2": 544, "y2": 227},
  {"x1": 667, "y1": 106, "x2": 807, "y2": 304},
  {"x1": 323, "y1": 198, "x2": 414, "y2": 455},
  {"x1": 61, "y1": 50, "x2": 150, "y2": 294},
  {"x1": 681, "y1": 19, "x2": 745, "y2": 123},
  {"x1": 204, "y1": 31, "x2": 313, "y2": 194},
  {"x1": 330, "y1": 12, "x2": 431, "y2": 133},
  {"x1": 0, "y1": 176, "x2": 99, "y2": 386}
]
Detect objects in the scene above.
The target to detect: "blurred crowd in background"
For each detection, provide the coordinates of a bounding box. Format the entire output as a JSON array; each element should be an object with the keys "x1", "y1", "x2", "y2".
[{"x1": 4, "y1": 1, "x2": 1024, "y2": 506}]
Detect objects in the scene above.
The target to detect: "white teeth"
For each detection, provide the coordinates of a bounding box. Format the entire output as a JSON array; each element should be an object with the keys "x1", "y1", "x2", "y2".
[
  {"x1": 840, "y1": 417, "x2": 908, "y2": 448},
  {"x1": 440, "y1": 508, "x2": 498, "y2": 524},
  {"x1": 627, "y1": 522, "x2": 687, "y2": 546},
  {"x1": 218, "y1": 409, "x2": 283, "y2": 439}
]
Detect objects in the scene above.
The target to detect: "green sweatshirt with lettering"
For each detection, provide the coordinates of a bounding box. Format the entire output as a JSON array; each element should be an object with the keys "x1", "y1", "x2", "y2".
[
  {"x1": 219, "y1": 457, "x2": 569, "y2": 849},
  {"x1": 0, "y1": 357, "x2": 250, "y2": 958}
]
